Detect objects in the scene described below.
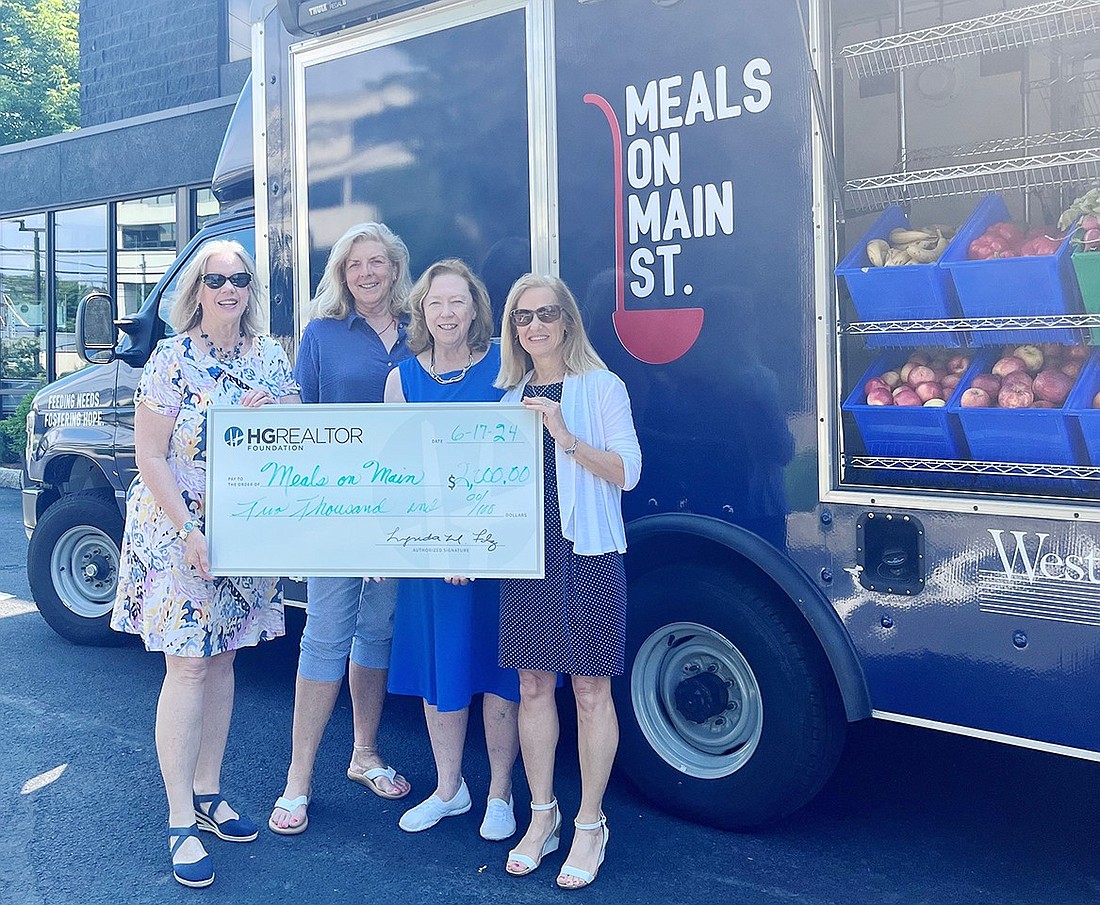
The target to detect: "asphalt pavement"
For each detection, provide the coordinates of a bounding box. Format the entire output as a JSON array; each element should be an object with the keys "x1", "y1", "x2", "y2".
[{"x1": 3, "y1": 487, "x2": 1100, "y2": 905}]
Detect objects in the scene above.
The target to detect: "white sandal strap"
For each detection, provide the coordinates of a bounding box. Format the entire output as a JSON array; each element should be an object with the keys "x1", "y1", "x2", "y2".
[
  {"x1": 530, "y1": 798, "x2": 558, "y2": 812},
  {"x1": 273, "y1": 795, "x2": 309, "y2": 811},
  {"x1": 507, "y1": 851, "x2": 538, "y2": 871},
  {"x1": 573, "y1": 815, "x2": 605, "y2": 831},
  {"x1": 558, "y1": 865, "x2": 596, "y2": 883},
  {"x1": 364, "y1": 766, "x2": 397, "y2": 782}
]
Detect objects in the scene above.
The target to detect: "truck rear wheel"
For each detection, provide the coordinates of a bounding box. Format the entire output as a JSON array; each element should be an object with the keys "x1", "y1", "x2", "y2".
[
  {"x1": 27, "y1": 492, "x2": 125, "y2": 646},
  {"x1": 614, "y1": 562, "x2": 846, "y2": 829}
]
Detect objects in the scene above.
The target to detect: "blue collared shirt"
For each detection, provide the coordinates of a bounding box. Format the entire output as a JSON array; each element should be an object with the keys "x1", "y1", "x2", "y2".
[{"x1": 294, "y1": 311, "x2": 411, "y2": 404}]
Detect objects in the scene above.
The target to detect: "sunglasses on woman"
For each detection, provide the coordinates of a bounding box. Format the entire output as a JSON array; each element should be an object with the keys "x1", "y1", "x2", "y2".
[
  {"x1": 201, "y1": 272, "x2": 253, "y2": 289},
  {"x1": 509, "y1": 304, "x2": 563, "y2": 326}
]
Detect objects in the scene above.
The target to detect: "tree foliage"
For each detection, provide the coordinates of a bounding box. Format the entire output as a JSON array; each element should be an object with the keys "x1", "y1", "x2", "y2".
[{"x1": 0, "y1": 0, "x2": 79, "y2": 145}]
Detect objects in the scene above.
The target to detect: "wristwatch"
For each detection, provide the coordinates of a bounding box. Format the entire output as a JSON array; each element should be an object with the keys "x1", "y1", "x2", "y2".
[
  {"x1": 563, "y1": 436, "x2": 579, "y2": 456},
  {"x1": 177, "y1": 519, "x2": 200, "y2": 541}
]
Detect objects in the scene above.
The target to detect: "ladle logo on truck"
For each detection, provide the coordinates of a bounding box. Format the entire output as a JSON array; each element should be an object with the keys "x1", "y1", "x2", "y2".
[{"x1": 585, "y1": 59, "x2": 772, "y2": 364}]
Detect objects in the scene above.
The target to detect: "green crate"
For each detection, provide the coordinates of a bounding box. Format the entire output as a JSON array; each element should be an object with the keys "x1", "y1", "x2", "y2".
[{"x1": 1073, "y1": 250, "x2": 1100, "y2": 344}]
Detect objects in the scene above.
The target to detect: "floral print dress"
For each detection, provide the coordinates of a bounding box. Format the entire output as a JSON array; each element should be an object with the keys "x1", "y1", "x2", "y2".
[{"x1": 110, "y1": 335, "x2": 299, "y2": 657}]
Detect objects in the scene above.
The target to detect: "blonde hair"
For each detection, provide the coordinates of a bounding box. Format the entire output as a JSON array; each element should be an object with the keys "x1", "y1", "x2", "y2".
[
  {"x1": 405, "y1": 259, "x2": 493, "y2": 355},
  {"x1": 495, "y1": 273, "x2": 607, "y2": 389},
  {"x1": 169, "y1": 239, "x2": 267, "y2": 336},
  {"x1": 309, "y1": 222, "x2": 411, "y2": 321}
]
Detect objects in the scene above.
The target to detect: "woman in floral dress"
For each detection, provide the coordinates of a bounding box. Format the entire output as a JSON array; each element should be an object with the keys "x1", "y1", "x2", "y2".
[{"x1": 111, "y1": 239, "x2": 300, "y2": 888}]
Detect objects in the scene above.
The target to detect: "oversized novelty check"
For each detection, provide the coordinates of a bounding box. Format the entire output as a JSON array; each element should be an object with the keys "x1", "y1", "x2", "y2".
[{"x1": 205, "y1": 403, "x2": 544, "y2": 578}]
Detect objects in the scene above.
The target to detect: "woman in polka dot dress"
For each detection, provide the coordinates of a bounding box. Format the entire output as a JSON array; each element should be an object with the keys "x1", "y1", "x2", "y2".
[{"x1": 495, "y1": 274, "x2": 641, "y2": 890}]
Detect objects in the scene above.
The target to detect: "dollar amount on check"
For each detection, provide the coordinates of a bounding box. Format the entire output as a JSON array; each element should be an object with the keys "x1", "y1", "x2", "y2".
[{"x1": 205, "y1": 403, "x2": 545, "y2": 578}]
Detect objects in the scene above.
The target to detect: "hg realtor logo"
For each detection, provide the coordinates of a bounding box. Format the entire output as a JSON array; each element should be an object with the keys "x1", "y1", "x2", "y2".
[{"x1": 224, "y1": 424, "x2": 365, "y2": 452}]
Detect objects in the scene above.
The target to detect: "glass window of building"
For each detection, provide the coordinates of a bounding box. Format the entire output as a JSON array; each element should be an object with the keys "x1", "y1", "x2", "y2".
[
  {"x1": 55, "y1": 206, "x2": 108, "y2": 377},
  {"x1": 227, "y1": 0, "x2": 251, "y2": 62},
  {"x1": 193, "y1": 188, "x2": 221, "y2": 233},
  {"x1": 116, "y1": 194, "x2": 177, "y2": 316},
  {"x1": 0, "y1": 214, "x2": 47, "y2": 415}
]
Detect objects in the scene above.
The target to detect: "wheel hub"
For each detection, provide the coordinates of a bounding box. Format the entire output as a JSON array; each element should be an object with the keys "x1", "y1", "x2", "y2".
[
  {"x1": 674, "y1": 670, "x2": 732, "y2": 724},
  {"x1": 81, "y1": 552, "x2": 113, "y2": 584},
  {"x1": 631, "y1": 621, "x2": 763, "y2": 779}
]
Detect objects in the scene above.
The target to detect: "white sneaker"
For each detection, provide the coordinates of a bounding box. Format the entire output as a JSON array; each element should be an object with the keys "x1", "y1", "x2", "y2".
[
  {"x1": 398, "y1": 780, "x2": 472, "y2": 833},
  {"x1": 479, "y1": 796, "x2": 516, "y2": 841}
]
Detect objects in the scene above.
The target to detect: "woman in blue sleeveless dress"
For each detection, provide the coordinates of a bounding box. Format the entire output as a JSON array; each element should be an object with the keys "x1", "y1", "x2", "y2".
[{"x1": 384, "y1": 259, "x2": 520, "y2": 841}]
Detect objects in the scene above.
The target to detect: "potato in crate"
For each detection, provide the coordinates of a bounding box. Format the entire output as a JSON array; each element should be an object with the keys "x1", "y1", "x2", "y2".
[{"x1": 835, "y1": 206, "x2": 963, "y2": 348}]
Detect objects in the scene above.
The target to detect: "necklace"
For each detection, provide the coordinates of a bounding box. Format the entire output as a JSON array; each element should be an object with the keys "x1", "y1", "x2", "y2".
[
  {"x1": 428, "y1": 349, "x2": 474, "y2": 385},
  {"x1": 200, "y1": 329, "x2": 246, "y2": 364},
  {"x1": 376, "y1": 318, "x2": 396, "y2": 336}
]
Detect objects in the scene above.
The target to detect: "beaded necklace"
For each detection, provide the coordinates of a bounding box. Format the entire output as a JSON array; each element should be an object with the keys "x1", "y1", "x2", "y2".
[{"x1": 200, "y1": 330, "x2": 246, "y2": 364}]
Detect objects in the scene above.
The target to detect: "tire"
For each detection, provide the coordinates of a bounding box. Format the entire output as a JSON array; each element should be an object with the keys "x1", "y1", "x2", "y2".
[
  {"x1": 27, "y1": 491, "x2": 126, "y2": 646},
  {"x1": 614, "y1": 562, "x2": 846, "y2": 829}
]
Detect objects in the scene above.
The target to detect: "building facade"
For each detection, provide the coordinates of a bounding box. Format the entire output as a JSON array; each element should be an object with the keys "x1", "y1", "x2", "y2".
[{"x1": 0, "y1": 0, "x2": 252, "y2": 412}]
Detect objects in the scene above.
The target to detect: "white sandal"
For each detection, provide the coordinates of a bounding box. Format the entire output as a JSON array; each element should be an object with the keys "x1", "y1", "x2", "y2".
[
  {"x1": 505, "y1": 799, "x2": 561, "y2": 876},
  {"x1": 556, "y1": 814, "x2": 608, "y2": 889}
]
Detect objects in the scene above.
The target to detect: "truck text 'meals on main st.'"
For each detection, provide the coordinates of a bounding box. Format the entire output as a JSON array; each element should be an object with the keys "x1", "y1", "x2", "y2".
[{"x1": 20, "y1": 0, "x2": 1100, "y2": 829}]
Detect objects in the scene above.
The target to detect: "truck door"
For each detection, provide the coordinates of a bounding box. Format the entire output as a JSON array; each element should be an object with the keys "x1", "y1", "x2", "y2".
[{"x1": 287, "y1": 0, "x2": 547, "y2": 319}]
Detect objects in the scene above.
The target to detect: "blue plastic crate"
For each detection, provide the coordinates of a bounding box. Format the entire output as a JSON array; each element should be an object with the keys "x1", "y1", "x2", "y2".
[
  {"x1": 940, "y1": 194, "x2": 1086, "y2": 346},
  {"x1": 842, "y1": 351, "x2": 969, "y2": 459},
  {"x1": 947, "y1": 351, "x2": 1087, "y2": 465},
  {"x1": 1065, "y1": 350, "x2": 1100, "y2": 466},
  {"x1": 835, "y1": 206, "x2": 963, "y2": 348}
]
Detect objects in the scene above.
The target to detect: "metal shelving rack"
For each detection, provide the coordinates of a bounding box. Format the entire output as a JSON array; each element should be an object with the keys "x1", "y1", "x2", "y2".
[
  {"x1": 837, "y1": 0, "x2": 1100, "y2": 79},
  {"x1": 833, "y1": 0, "x2": 1100, "y2": 491},
  {"x1": 906, "y1": 128, "x2": 1100, "y2": 167},
  {"x1": 842, "y1": 312, "x2": 1100, "y2": 336},
  {"x1": 842, "y1": 146, "x2": 1100, "y2": 214},
  {"x1": 845, "y1": 456, "x2": 1100, "y2": 481}
]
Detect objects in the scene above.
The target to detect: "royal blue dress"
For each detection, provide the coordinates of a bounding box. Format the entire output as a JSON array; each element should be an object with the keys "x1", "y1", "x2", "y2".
[{"x1": 386, "y1": 343, "x2": 520, "y2": 711}]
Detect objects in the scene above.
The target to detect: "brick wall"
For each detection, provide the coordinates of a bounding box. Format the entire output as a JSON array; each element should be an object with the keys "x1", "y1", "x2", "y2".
[{"x1": 79, "y1": 0, "x2": 225, "y2": 127}]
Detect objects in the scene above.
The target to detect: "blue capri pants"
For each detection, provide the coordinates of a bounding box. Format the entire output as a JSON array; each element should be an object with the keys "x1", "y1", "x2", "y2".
[{"x1": 298, "y1": 577, "x2": 398, "y2": 681}]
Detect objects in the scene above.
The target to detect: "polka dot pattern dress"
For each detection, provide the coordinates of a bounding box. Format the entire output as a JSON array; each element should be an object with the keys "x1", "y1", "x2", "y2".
[{"x1": 499, "y1": 382, "x2": 628, "y2": 677}]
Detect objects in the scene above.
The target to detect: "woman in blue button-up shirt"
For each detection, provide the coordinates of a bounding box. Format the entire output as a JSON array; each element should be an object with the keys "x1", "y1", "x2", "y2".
[{"x1": 269, "y1": 222, "x2": 415, "y2": 835}]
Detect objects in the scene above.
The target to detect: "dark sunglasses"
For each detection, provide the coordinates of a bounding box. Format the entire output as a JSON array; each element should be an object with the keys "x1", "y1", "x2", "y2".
[
  {"x1": 201, "y1": 272, "x2": 253, "y2": 289},
  {"x1": 509, "y1": 304, "x2": 563, "y2": 326}
]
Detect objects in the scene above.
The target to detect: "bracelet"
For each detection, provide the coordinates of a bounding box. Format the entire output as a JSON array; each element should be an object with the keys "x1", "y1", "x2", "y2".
[
  {"x1": 177, "y1": 518, "x2": 200, "y2": 541},
  {"x1": 563, "y1": 436, "x2": 579, "y2": 456}
]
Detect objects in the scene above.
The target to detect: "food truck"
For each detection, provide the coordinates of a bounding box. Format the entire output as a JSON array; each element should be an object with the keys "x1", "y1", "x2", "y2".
[{"x1": 22, "y1": 0, "x2": 1100, "y2": 829}]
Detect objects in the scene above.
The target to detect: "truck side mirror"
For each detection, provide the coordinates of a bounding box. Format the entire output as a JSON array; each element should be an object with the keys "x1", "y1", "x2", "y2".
[{"x1": 76, "y1": 292, "x2": 119, "y2": 364}]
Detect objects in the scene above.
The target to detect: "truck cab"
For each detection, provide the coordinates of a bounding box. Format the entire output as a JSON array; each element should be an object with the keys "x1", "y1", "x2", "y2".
[{"x1": 22, "y1": 209, "x2": 257, "y2": 644}]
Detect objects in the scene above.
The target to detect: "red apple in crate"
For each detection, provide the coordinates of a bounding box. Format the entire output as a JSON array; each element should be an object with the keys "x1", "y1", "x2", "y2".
[
  {"x1": 1067, "y1": 345, "x2": 1091, "y2": 362},
  {"x1": 942, "y1": 373, "x2": 961, "y2": 392},
  {"x1": 908, "y1": 352, "x2": 931, "y2": 366},
  {"x1": 947, "y1": 355, "x2": 970, "y2": 374},
  {"x1": 1012, "y1": 345, "x2": 1044, "y2": 372},
  {"x1": 894, "y1": 388, "x2": 922, "y2": 407},
  {"x1": 971, "y1": 374, "x2": 1002, "y2": 396},
  {"x1": 907, "y1": 365, "x2": 937, "y2": 388},
  {"x1": 992, "y1": 356, "x2": 1027, "y2": 377},
  {"x1": 998, "y1": 385, "x2": 1034, "y2": 408},
  {"x1": 1002, "y1": 371, "x2": 1033, "y2": 391},
  {"x1": 1032, "y1": 369, "x2": 1073, "y2": 405},
  {"x1": 914, "y1": 382, "x2": 942, "y2": 402},
  {"x1": 866, "y1": 386, "x2": 894, "y2": 406},
  {"x1": 960, "y1": 388, "x2": 992, "y2": 407},
  {"x1": 865, "y1": 377, "x2": 888, "y2": 395},
  {"x1": 1031, "y1": 399, "x2": 1056, "y2": 408},
  {"x1": 1061, "y1": 361, "x2": 1083, "y2": 378}
]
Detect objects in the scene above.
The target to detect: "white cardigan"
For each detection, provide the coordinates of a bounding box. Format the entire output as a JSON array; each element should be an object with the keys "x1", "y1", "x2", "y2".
[{"x1": 504, "y1": 368, "x2": 641, "y2": 555}]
